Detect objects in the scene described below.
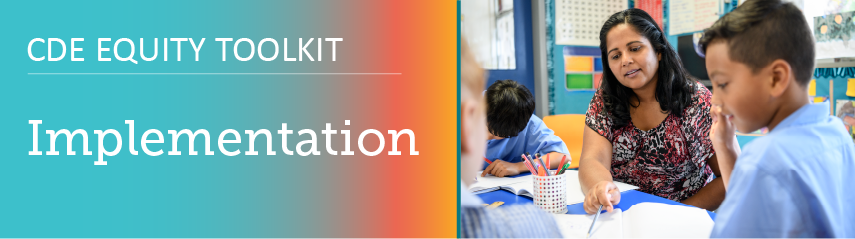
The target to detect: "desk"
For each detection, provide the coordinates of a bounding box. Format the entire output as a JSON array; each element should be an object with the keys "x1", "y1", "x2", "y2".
[{"x1": 475, "y1": 172, "x2": 716, "y2": 219}]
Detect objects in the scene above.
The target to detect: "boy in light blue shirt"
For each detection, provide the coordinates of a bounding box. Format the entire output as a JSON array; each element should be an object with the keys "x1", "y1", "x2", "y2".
[
  {"x1": 459, "y1": 40, "x2": 562, "y2": 238},
  {"x1": 700, "y1": 0, "x2": 855, "y2": 237},
  {"x1": 481, "y1": 80, "x2": 569, "y2": 177}
]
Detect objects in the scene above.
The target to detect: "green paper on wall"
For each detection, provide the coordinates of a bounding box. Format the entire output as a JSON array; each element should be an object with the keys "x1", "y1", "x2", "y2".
[{"x1": 567, "y1": 74, "x2": 593, "y2": 89}]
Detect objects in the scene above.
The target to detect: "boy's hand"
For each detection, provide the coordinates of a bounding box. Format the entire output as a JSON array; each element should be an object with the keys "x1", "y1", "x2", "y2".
[
  {"x1": 583, "y1": 181, "x2": 621, "y2": 214},
  {"x1": 710, "y1": 105, "x2": 736, "y2": 151},
  {"x1": 481, "y1": 160, "x2": 524, "y2": 177},
  {"x1": 709, "y1": 105, "x2": 741, "y2": 190}
]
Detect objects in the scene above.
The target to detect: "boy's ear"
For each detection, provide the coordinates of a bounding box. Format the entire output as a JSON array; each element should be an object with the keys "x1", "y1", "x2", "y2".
[{"x1": 768, "y1": 59, "x2": 793, "y2": 98}]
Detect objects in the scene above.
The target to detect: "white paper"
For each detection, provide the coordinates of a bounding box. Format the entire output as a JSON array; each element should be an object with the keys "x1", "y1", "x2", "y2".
[
  {"x1": 621, "y1": 203, "x2": 714, "y2": 238},
  {"x1": 468, "y1": 172, "x2": 532, "y2": 192},
  {"x1": 496, "y1": 12, "x2": 515, "y2": 69},
  {"x1": 668, "y1": 0, "x2": 720, "y2": 36},
  {"x1": 815, "y1": 41, "x2": 855, "y2": 59},
  {"x1": 555, "y1": 0, "x2": 629, "y2": 46},
  {"x1": 554, "y1": 203, "x2": 713, "y2": 238},
  {"x1": 498, "y1": 180, "x2": 534, "y2": 197},
  {"x1": 554, "y1": 209, "x2": 624, "y2": 239}
]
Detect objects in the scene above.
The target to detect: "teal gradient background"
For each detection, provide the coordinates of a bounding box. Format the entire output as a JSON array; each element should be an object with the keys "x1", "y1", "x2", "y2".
[{"x1": 0, "y1": 0, "x2": 458, "y2": 237}]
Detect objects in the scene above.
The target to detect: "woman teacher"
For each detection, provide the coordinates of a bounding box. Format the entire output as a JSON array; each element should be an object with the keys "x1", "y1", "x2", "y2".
[{"x1": 579, "y1": 9, "x2": 732, "y2": 214}]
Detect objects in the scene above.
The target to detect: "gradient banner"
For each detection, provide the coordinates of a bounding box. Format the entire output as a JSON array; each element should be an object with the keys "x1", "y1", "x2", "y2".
[{"x1": 0, "y1": 1, "x2": 458, "y2": 237}]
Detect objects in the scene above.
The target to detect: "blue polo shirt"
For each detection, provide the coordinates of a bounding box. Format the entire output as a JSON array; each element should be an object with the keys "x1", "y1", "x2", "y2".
[
  {"x1": 711, "y1": 102, "x2": 855, "y2": 237},
  {"x1": 484, "y1": 115, "x2": 569, "y2": 167}
]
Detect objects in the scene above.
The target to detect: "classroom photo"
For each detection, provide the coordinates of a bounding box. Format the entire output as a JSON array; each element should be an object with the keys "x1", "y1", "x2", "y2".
[{"x1": 459, "y1": 0, "x2": 855, "y2": 237}]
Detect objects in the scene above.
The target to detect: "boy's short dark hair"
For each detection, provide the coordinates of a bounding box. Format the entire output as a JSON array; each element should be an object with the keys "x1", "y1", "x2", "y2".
[
  {"x1": 486, "y1": 80, "x2": 535, "y2": 138},
  {"x1": 699, "y1": 0, "x2": 814, "y2": 86}
]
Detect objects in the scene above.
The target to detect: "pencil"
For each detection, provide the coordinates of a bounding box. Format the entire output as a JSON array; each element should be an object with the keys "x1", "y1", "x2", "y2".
[{"x1": 586, "y1": 205, "x2": 604, "y2": 239}]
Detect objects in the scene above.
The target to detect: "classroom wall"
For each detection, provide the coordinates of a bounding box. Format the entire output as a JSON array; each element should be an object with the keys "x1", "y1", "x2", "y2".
[
  {"x1": 549, "y1": 0, "x2": 739, "y2": 116},
  {"x1": 486, "y1": 0, "x2": 537, "y2": 102},
  {"x1": 547, "y1": 0, "x2": 636, "y2": 116},
  {"x1": 814, "y1": 69, "x2": 855, "y2": 113},
  {"x1": 550, "y1": 46, "x2": 599, "y2": 115},
  {"x1": 543, "y1": 0, "x2": 855, "y2": 148}
]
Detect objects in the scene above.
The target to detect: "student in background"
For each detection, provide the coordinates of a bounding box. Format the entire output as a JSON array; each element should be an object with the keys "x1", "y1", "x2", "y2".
[
  {"x1": 482, "y1": 80, "x2": 570, "y2": 177},
  {"x1": 700, "y1": 0, "x2": 855, "y2": 237},
  {"x1": 579, "y1": 8, "x2": 727, "y2": 214},
  {"x1": 459, "y1": 39, "x2": 562, "y2": 238}
]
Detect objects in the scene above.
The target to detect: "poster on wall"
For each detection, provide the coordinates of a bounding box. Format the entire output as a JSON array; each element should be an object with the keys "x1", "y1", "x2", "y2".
[
  {"x1": 555, "y1": 0, "x2": 628, "y2": 46},
  {"x1": 563, "y1": 46, "x2": 603, "y2": 91},
  {"x1": 668, "y1": 0, "x2": 720, "y2": 36},
  {"x1": 836, "y1": 100, "x2": 855, "y2": 142},
  {"x1": 636, "y1": 0, "x2": 663, "y2": 30},
  {"x1": 496, "y1": 8, "x2": 516, "y2": 69},
  {"x1": 806, "y1": 0, "x2": 855, "y2": 59}
]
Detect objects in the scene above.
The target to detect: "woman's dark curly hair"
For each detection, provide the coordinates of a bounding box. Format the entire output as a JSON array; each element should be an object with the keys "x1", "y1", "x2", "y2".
[{"x1": 598, "y1": 9, "x2": 695, "y2": 127}]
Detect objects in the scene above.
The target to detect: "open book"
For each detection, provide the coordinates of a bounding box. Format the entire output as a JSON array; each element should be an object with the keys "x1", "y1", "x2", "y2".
[
  {"x1": 468, "y1": 170, "x2": 640, "y2": 205},
  {"x1": 553, "y1": 202, "x2": 714, "y2": 238},
  {"x1": 468, "y1": 173, "x2": 534, "y2": 196}
]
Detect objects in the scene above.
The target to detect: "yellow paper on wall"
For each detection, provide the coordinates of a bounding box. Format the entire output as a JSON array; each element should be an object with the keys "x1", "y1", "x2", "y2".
[
  {"x1": 847, "y1": 78, "x2": 855, "y2": 97},
  {"x1": 565, "y1": 56, "x2": 593, "y2": 72},
  {"x1": 809, "y1": 79, "x2": 816, "y2": 96}
]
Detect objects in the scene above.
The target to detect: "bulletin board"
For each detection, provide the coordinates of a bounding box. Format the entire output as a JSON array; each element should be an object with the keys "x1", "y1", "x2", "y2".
[
  {"x1": 555, "y1": 0, "x2": 629, "y2": 46},
  {"x1": 548, "y1": 0, "x2": 738, "y2": 116},
  {"x1": 813, "y1": 68, "x2": 855, "y2": 141},
  {"x1": 546, "y1": 0, "x2": 855, "y2": 120},
  {"x1": 805, "y1": 0, "x2": 855, "y2": 59},
  {"x1": 667, "y1": 0, "x2": 721, "y2": 36}
]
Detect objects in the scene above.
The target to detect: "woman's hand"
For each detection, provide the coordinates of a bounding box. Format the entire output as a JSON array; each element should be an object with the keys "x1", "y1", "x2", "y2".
[
  {"x1": 583, "y1": 181, "x2": 621, "y2": 214},
  {"x1": 481, "y1": 160, "x2": 525, "y2": 177}
]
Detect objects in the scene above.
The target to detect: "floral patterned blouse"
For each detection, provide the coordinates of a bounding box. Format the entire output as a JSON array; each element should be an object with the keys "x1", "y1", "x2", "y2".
[{"x1": 585, "y1": 82, "x2": 716, "y2": 201}]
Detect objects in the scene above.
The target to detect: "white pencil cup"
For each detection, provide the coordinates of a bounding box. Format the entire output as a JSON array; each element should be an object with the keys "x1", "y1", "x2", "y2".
[{"x1": 533, "y1": 170, "x2": 567, "y2": 214}]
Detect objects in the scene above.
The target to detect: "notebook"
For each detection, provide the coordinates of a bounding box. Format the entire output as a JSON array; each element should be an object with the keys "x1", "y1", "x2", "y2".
[
  {"x1": 468, "y1": 173, "x2": 533, "y2": 196},
  {"x1": 468, "y1": 170, "x2": 640, "y2": 205},
  {"x1": 553, "y1": 202, "x2": 714, "y2": 238}
]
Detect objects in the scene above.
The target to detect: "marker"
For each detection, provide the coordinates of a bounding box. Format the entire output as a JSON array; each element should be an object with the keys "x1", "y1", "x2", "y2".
[
  {"x1": 537, "y1": 155, "x2": 550, "y2": 176},
  {"x1": 523, "y1": 155, "x2": 538, "y2": 174},
  {"x1": 524, "y1": 154, "x2": 541, "y2": 175},
  {"x1": 521, "y1": 154, "x2": 536, "y2": 173},
  {"x1": 534, "y1": 163, "x2": 546, "y2": 176},
  {"x1": 558, "y1": 163, "x2": 569, "y2": 175},
  {"x1": 545, "y1": 153, "x2": 551, "y2": 171}
]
